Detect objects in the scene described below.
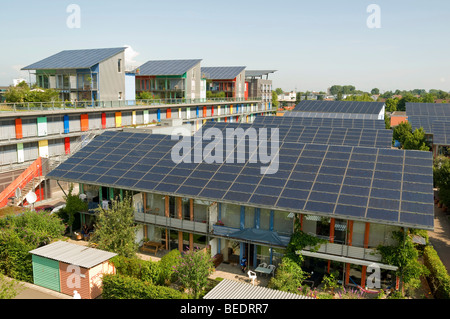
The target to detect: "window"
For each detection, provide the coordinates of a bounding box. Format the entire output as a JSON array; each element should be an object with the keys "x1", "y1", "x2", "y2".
[
  {"x1": 118, "y1": 59, "x2": 122, "y2": 73},
  {"x1": 118, "y1": 92, "x2": 123, "y2": 100}
]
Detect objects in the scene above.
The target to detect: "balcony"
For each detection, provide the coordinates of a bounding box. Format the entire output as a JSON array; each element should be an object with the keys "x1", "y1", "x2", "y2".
[{"x1": 135, "y1": 211, "x2": 208, "y2": 234}]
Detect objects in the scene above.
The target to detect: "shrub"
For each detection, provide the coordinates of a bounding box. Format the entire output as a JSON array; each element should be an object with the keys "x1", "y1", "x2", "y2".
[
  {"x1": 101, "y1": 274, "x2": 185, "y2": 299},
  {"x1": 423, "y1": 245, "x2": 450, "y2": 299},
  {"x1": 159, "y1": 249, "x2": 181, "y2": 285},
  {"x1": 173, "y1": 248, "x2": 214, "y2": 299},
  {"x1": 110, "y1": 255, "x2": 162, "y2": 285},
  {"x1": 268, "y1": 257, "x2": 308, "y2": 294},
  {"x1": 0, "y1": 210, "x2": 65, "y2": 282}
]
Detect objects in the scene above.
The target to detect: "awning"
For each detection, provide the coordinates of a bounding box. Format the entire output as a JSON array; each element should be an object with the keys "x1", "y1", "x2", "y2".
[
  {"x1": 297, "y1": 250, "x2": 398, "y2": 271},
  {"x1": 230, "y1": 228, "x2": 285, "y2": 247}
]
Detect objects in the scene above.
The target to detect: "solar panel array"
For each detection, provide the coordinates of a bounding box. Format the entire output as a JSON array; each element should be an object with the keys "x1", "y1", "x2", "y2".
[
  {"x1": 137, "y1": 59, "x2": 202, "y2": 76},
  {"x1": 200, "y1": 122, "x2": 393, "y2": 149},
  {"x1": 431, "y1": 121, "x2": 450, "y2": 145},
  {"x1": 406, "y1": 104, "x2": 450, "y2": 145},
  {"x1": 254, "y1": 116, "x2": 386, "y2": 130},
  {"x1": 22, "y1": 47, "x2": 126, "y2": 70},
  {"x1": 201, "y1": 67, "x2": 246, "y2": 80},
  {"x1": 47, "y1": 131, "x2": 434, "y2": 230},
  {"x1": 284, "y1": 111, "x2": 380, "y2": 120},
  {"x1": 407, "y1": 103, "x2": 450, "y2": 117},
  {"x1": 293, "y1": 100, "x2": 385, "y2": 115}
]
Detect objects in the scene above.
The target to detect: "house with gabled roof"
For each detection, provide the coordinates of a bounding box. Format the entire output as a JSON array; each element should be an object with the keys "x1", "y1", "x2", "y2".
[
  {"x1": 202, "y1": 66, "x2": 247, "y2": 100},
  {"x1": 135, "y1": 59, "x2": 203, "y2": 101},
  {"x1": 22, "y1": 47, "x2": 131, "y2": 102}
]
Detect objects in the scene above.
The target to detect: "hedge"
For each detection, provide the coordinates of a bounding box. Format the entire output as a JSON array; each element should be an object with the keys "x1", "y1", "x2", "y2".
[
  {"x1": 102, "y1": 274, "x2": 185, "y2": 299},
  {"x1": 423, "y1": 245, "x2": 450, "y2": 299}
]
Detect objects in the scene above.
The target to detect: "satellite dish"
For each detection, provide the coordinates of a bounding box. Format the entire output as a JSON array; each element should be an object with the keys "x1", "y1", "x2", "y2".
[{"x1": 26, "y1": 192, "x2": 37, "y2": 205}]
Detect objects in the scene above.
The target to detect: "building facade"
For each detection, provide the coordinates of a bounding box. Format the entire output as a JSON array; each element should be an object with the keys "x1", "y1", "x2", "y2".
[
  {"x1": 135, "y1": 59, "x2": 203, "y2": 101},
  {"x1": 202, "y1": 67, "x2": 247, "y2": 100},
  {"x1": 22, "y1": 47, "x2": 131, "y2": 102}
]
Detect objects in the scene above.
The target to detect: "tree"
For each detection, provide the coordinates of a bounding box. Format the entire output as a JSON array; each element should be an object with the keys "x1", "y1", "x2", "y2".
[
  {"x1": 421, "y1": 93, "x2": 435, "y2": 103},
  {"x1": 371, "y1": 88, "x2": 380, "y2": 95},
  {"x1": 272, "y1": 91, "x2": 279, "y2": 109},
  {"x1": 4, "y1": 82, "x2": 60, "y2": 103},
  {"x1": 397, "y1": 93, "x2": 421, "y2": 111},
  {"x1": 403, "y1": 128, "x2": 430, "y2": 151},
  {"x1": 336, "y1": 92, "x2": 343, "y2": 101},
  {"x1": 385, "y1": 98, "x2": 399, "y2": 113},
  {"x1": 90, "y1": 195, "x2": 138, "y2": 258},
  {"x1": 58, "y1": 184, "x2": 88, "y2": 235},
  {"x1": 275, "y1": 88, "x2": 284, "y2": 95},
  {"x1": 378, "y1": 230, "x2": 429, "y2": 295},
  {"x1": 173, "y1": 248, "x2": 214, "y2": 299},
  {"x1": 268, "y1": 256, "x2": 308, "y2": 294},
  {"x1": 393, "y1": 122, "x2": 413, "y2": 146}
]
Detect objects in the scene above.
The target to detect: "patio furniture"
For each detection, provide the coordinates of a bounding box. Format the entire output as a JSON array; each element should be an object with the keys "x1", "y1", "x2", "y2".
[
  {"x1": 255, "y1": 266, "x2": 272, "y2": 277},
  {"x1": 248, "y1": 270, "x2": 257, "y2": 285},
  {"x1": 141, "y1": 241, "x2": 164, "y2": 255},
  {"x1": 267, "y1": 264, "x2": 276, "y2": 276},
  {"x1": 258, "y1": 263, "x2": 267, "y2": 268}
]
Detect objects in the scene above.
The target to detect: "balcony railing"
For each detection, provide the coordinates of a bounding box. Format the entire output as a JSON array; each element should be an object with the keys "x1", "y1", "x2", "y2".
[
  {"x1": 301, "y1": 241, "x2": 383, "y2": 263},
  {"x1": 135, "y1": 211, "x2": 209, "y2": 234},
  {"x1": 0, "y1": 97, "x2": 263, "y2": 113}
]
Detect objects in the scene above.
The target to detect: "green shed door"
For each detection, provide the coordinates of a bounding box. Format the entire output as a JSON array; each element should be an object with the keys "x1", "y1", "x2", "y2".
[{"x1": 32, "y1": 255, "x2": 60, "y2": 292}]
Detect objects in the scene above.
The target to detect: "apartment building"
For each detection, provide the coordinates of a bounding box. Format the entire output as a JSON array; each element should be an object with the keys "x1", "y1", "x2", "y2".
[
  {"x1": 46, "y1": 116, "x2": 433, "y2": 290},
  {"x1": 245, "y1": 70, "x2": 276, "y2": 106}
]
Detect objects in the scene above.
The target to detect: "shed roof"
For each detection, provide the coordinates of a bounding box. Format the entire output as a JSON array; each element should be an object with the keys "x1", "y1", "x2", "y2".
[
  {"x1": 29, "y1": 241, "x2": 117, "y2": 269},
  {"x1": 203, "y1": 279, "x2": 313, "y2": 299},
  {"x1": 22, "y1": 47, "x2": 126, "y2": 70}
]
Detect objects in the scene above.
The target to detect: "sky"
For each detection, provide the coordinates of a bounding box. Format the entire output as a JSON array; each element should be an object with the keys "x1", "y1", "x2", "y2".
[{"x1": 0, "y1": 0, "x2": 449, "y2": 93}]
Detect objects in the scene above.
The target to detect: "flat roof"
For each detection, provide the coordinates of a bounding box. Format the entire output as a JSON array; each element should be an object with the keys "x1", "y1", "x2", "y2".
[
  {"x1": 47, "y1": 130, "x2": 434, "y2": 230},
  {"x1": 203, "y1": 279, "x2": 313, "y2": 299},
  {"x1": 29, "y1": 240, "x2": 117, "y2": 269}
]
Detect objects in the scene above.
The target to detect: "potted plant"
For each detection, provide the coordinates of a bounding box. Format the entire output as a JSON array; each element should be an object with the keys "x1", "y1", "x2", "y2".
[{"x1": 215, "y1": 220, "x2": 224, "y2": 226}]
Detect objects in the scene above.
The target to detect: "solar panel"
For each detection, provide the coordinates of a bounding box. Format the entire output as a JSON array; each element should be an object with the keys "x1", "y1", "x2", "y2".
[
  {"x1": 22, "y1": 47, "x2": 126, "y2": 70},
  {"x1": 431, "y1": 121, "x2": 450, "y2": 145},
  {"x1": 201, "y1": 67, "x2": 246, "y2": 80},
  {"x1": 137, "y1": 59, "x2": 202, "y2": 76},
  {"x1": 200, "y1": 121, "x2": 393, "y2": 148},
  {"x1": 291, "y1": 100, "x2": 385, "y2": 115},
  {"x1": 47, "y1": 130, "x2": 434, "y2": 230}
]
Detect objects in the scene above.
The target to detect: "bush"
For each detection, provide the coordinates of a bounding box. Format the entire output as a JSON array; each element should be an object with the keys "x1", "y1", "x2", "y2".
[
  {"x1": 423, "y1": 245, "x2": 450, "y2": 299},
  {"x1": 101, "y1": 274, "x2": 185, "y2": 299},
  {"x1": 0, "y1": 210, "x2": 65, "y2": 282},
  {"x1": 268, "y1": 257, "x2": 308, "y2": 294},
  {"x1": 159, "y1": 249, "x2": 181, "y2": 284},
  {"x1": 110, "y1": 255, "x2": 162, "y2": 285}
]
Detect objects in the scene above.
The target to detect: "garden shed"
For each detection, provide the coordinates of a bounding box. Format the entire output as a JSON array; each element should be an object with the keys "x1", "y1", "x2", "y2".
[{"x1": 29, "y1": 241, "x2": 117, "y2": 299}]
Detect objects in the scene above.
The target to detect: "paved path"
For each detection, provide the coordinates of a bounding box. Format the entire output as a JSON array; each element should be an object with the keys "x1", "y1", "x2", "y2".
[{"x1": 428, "y1": 204, "x2": 450, "y2": 273}]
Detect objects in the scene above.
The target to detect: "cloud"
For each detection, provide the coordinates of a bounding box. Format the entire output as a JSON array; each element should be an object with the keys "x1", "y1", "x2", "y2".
[{"x1": 124, "y1": 45, "x2": 141, "y2": 71}]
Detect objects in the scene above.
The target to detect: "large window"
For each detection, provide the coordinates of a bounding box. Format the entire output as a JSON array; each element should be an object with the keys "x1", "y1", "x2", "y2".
[
  {"x1": 220, "y1": 203, "x2": 241, "y2": 229},
  {"x1": 273, "y1": 211, "x2": 293, "y2": 236},
  {"x1": 145, "y1": 193, "x2": 165, "y2": 216}
]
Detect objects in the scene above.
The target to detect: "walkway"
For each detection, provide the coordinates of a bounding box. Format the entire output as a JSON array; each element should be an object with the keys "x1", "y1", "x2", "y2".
[{"x1": 428, "y1": 204, "x2": 450, "y2": 273}]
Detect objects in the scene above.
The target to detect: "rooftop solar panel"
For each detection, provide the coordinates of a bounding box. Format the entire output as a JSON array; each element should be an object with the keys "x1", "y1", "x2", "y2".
[
  {"x1": 22, "y1": 47, "x2": 126, "y2": 70},
  {"x1": 292, "y1": 100, "x2": 385, "y2": 115},
  {"x1": 47, "y1": 130, "x2": 434, "y2": 230},
  {"x1": 406, "y1": 103, "x2": 450, "y2": 117},
  {"x1": 201, "y1": 66, "x2": 246, "y2": 80},
  {"x1": 431, "y1": 121, "x2": 450, "y2": 145},
  {"x1": 200, "y1": 121, "x2": 393, "y2": 148},
  {"x1": 136, "y1": 59, "x2": 202, "y2": 76},
  {"x1": 254, "y1": 116, "x2": 386, "y2": 129},
  {"x1": 284, "y1": 111, "x2": 380, "y2": 120}
]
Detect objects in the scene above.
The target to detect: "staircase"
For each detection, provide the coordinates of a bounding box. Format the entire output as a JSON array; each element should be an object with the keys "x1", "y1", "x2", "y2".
[{"x1": 0, "y1": 131, "x2": 99, "y2": 209}]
